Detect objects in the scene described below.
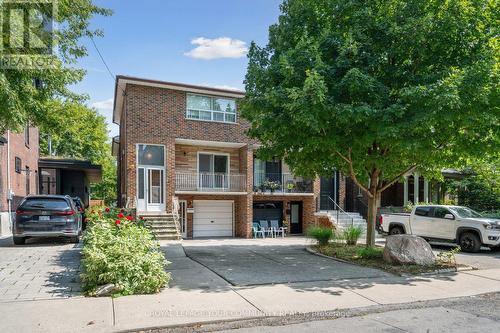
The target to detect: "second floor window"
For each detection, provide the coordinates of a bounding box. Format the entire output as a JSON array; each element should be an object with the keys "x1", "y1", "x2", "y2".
[{"x1": 186, "y1": 94, "x2": 236, "y2": 123}]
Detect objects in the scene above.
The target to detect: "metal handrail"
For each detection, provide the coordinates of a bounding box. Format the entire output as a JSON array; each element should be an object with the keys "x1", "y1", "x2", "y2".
[
  {"x1": 327, "y1": 196, "x2": 354, "y2": 227},
  {"x1": 171, "y1": 196, "x2": 182, "y2": 239}
]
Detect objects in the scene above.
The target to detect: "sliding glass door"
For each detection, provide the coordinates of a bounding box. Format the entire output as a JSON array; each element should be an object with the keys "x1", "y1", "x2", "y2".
[{"x1": 198, "y1": 153, "x2": 229, "y2": 189}]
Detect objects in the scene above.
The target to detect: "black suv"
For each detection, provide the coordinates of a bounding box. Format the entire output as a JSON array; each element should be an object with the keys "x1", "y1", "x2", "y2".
[
  {"x1": 71, "y1": 197, "x2": 86, "y2": 230},
  {"x1": 14, "y1": 195, "x2": 82, "y2": 245}
]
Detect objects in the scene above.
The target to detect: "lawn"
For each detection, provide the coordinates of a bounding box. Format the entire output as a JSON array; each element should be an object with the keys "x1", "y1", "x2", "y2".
[{"x1": 313, "y1": 243, "x2": 457, "y2": 275}]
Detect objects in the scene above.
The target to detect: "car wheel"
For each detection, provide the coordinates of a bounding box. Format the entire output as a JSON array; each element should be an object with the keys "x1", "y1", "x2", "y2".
[
  {"x1": 13, "y1": 237, "x2": 25, "y2": 245},
  {"x1": 389, "y1": 226, "x2": 404, "y2": 235},
  {"x1": 459, "y1": 232, "x2": 481, "y2": 253}
]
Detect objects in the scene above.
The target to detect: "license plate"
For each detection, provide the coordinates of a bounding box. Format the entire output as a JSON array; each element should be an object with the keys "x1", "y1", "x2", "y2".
[{"x1": 39, "y1": 216, "x2": 50, "y2": 221}]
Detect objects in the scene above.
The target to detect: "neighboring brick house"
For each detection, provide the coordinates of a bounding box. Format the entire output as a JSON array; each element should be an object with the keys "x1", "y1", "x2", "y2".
[
  {"x1": 0, "y1": 127, "x2": 39, "y2": 237},
  {"x1": 112, "y1": 75, "x2": 345, "y2": 238}
]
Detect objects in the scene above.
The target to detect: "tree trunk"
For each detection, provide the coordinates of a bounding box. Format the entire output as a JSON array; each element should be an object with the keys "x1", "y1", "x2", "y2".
[{"x1": 366, "y1": 191, "x2": 379, "y2": 247}]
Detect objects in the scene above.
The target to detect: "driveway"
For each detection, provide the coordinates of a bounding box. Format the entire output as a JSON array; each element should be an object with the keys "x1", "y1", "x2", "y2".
[
  {"x1": 182, "y1": 237, "x2": 391, "y2": 286},
  {"x1": 0, "y1": 237, "x2": 81, "y2": 302}
]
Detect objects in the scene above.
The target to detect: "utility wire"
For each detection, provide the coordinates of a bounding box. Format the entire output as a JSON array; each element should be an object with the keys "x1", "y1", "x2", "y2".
[
  {"x1": 89, "y1": 36, "x2": 115, "y2": 82},
  {"x1": 88, "y1": 35, "x2": 126, "y2": 96}
]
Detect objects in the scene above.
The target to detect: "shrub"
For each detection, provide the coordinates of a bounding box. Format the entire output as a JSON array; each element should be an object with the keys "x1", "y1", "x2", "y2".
[
  {"x1": 307, "y1": 226, "x2": 333, "y2": 246},
  {"x1": 318, "y1": 216, "x2": 335, "y2": 229},
  {"x1": 436, "y1": 246, "x2": 461, "y2": 266},
  {"x1": 343, "y1": 226, "x2": 363, "y2": 246},
  {"x1": 81, "y1": 209, "x2": 170, "y2": 297},
  {"x1": 357, "y1": 246, "x2": 383, "y2": 259}
]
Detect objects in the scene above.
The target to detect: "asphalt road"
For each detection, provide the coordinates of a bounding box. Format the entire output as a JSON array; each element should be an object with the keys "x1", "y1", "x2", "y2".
[{"x1": 151, "y1": 292, "x2": 500, "y2": 333}]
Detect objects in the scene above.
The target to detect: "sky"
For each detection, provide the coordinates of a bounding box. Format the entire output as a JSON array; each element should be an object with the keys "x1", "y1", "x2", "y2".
[{"x1": 72, "y1": 0, "x2": 283, "y2": 138}]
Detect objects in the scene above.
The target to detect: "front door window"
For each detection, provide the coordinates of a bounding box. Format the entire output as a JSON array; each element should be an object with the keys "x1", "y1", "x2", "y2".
[{"x1": 148, "y1": 169, "x2": 163, "y2": 204}]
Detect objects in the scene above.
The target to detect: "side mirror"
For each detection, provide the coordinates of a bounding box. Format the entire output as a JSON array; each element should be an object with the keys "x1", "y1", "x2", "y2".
[{"x1": 444, "y1": 213, "x2": 454, "y2": 220}]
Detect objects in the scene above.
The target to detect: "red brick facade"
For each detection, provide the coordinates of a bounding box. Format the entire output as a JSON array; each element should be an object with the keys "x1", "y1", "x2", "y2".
[
  {"x1": 114, "y1": 77, "x2": 323, "y2": 238},
  {"x1": 0, "y1": 128, "x2": 39, "y2": 236}
]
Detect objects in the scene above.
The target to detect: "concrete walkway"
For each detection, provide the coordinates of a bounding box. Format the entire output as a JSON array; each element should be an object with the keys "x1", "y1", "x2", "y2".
[{"x1": 1, "y1": 239, "x2": 500, "y2": 332}]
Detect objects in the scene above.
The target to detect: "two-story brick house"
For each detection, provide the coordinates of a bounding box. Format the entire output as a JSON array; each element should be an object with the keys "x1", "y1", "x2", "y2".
[{"x1": 112, "y1": 76, "x2": 329, "y2": 238}]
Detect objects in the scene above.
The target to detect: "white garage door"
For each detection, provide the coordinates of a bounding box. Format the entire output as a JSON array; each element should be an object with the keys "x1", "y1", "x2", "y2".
[{"x1": 193, "y1": 200, "x2": 234, "y2": 237}]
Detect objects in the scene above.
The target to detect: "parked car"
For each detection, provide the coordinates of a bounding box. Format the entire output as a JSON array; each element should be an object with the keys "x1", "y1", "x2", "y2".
[
  {"x1": 71, "y1": 197, "x2": 86, "y2": 230},
  {"x1": 377, "y1": 205, "x2": 500, "y2": 253},
  {"x1": 13, "y1": 195, "x2": 82, "y2": 245}
]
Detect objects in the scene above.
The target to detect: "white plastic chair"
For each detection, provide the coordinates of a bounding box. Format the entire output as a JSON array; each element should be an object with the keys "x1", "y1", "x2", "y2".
[
  {"x1": 270, "y1": 220, "x2": 285, "y2": 238},
  {"x1": 252, "y1": 222, "x2": 265, "y2": 239},
  {"x1": 259, "y1": 220, "x2": 274, "y2": 238}
]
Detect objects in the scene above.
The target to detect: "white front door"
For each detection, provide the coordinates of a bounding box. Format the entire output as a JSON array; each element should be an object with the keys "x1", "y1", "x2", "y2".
[
  {"x1": 146, "y1": 168, "x2": 164, "y2": 212},
  {"x1": 136, "y1": 144, "x2": 166, "y2": 213},
  {"x1": 193, "y1": 200, "x2": 234, "y2": 237}
]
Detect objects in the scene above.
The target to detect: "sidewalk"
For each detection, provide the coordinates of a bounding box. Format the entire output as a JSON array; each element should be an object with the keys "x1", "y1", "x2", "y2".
[{"x1": 1, "y1": 243, "x2": 500, "y2": 333}]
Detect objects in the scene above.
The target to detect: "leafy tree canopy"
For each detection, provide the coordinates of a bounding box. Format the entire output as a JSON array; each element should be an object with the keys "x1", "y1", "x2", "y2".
[
  {"x1": 242, "y1": 0, "x2": 499, "y2": 245},
  {"x1": 0, "y1": 0, "x2": 111, "y2": 133},
  {"x1": 39, "y1": 100, "x2": 116, "y2": 205}
]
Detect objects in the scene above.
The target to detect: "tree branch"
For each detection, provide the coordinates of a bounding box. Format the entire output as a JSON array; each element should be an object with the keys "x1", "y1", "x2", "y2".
[
  {"x1": 336, "y1": 149, "x2": 373, "y2": 198},
  {"x1": 378, "y1": 165, "x2": 418, "y2": 193}
]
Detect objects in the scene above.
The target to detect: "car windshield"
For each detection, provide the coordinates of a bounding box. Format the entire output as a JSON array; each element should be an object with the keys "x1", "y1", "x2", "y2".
[
  {"x1": 451, "y1": 207, "x2": 482, "y2": 218},
  {"x1": 20, "y1": 198, "x2": 69, "y2": 210}
]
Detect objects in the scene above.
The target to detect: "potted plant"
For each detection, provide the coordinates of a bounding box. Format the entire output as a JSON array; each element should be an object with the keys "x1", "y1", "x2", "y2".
[
  {"x1": 264, "y1": 180, "x2": 280, "y2": 193},
  {"x1": 286, "y1": 182, "x2": 295, "y2": 193}
]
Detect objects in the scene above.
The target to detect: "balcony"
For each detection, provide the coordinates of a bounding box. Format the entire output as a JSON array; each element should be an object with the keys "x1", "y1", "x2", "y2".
[
  {"x1": 253, "y1": 172, "x2": 313, "y2": 194},
  {"x1": 176, "y1": 172, "x2": 247, "y2": 193}
]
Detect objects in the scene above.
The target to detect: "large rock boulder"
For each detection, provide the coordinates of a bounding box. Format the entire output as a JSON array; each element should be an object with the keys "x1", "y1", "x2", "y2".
[{"x1": 383, "y1": 235, "x2": 435, "y2": 266}]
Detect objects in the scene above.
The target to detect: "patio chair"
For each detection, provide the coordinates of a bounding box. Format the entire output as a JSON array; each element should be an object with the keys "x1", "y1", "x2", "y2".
[
  {"x1": 259, "y1": 220, "x2": 274, "y2": 238},
  {"x1": 252, "y1": 222, "x2": 265, "y2": 239},
  {"x1": 270, "y1": 220, "x2": 285, "y2": 238}
]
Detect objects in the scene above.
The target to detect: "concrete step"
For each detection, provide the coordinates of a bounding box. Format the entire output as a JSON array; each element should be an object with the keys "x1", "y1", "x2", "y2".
[
  {"x1": 149, "y1": 229, "x2": 178, "y2": 234},
  {"x1": 155, "y1": 234, "x2": 181, "y2": 240}
]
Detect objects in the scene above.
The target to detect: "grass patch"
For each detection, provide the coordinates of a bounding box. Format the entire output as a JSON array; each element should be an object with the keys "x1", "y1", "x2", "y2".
[{"x1": 314, "y1": 244, "x2": 457, "y2": 275}]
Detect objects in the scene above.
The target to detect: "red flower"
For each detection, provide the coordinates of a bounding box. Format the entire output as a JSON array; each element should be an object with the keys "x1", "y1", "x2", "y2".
[
  {"x1": 126, "y1": 215, "x2": 134, "y2": 221},
  {"x1": 115, "y1": 219, "x2": 121, "y2": 225},
  {"x1": 105, "y1": 207, "x2": 110, "y2": 212},
  {"x1": 117, "y1": 213, "x2": 124, "y2": 218}
]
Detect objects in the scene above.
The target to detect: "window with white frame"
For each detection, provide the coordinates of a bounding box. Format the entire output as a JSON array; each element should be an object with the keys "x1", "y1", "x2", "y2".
[{"x1": 186, "y1": 94, "x2": 237, "y2": 123}]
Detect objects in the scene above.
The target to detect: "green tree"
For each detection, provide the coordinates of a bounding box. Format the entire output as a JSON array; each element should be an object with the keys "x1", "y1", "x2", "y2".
[
  {"x1": 448, "y1": 155, "x2": 500, "y2": 212},
  {"x1": 242, "y1": 0, "x2": 499, "y2": 246},
  {"x1": 40, "y1": 101, "x2": 117, "y2": 205},
  {"x1": 0, "y1": 0, "x2": 111, "y2": 133}
]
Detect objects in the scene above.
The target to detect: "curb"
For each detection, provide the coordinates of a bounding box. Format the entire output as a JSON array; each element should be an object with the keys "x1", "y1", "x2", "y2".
[{"x1": 305, "y1": 246, "x2": 476, "y2": 276}]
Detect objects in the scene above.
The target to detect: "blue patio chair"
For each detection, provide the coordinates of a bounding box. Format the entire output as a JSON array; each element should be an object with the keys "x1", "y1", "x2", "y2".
[
  {"x1": 259, "y1": 220, "x2": 274, "y2": 238},
  {"x1": 270, "y1": 220, "x2": 285, "y2": 238},
  {"x1": 252, "y1": 222, "x2": 265, "y2": 239}
]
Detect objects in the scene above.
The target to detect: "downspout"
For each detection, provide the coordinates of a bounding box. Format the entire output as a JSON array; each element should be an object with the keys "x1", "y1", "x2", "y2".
[{"x1": 6, "y1": 130, "x2": 12, "y2": 229}]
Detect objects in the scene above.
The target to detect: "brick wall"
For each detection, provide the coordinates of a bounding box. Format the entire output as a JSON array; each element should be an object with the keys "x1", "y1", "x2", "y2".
[
  {"x1": 0, "y1": 128, "x2": 39, "y2": 212},
  {"x1": 253, "y1": 194, "x2": 316, "y2": 233}
]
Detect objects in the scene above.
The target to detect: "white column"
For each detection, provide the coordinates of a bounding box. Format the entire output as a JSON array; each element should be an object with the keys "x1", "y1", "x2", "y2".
[
  {"x1": 403, "y1": 176, "x2": 409, "y2": 206},
  {"x1": 424, "y1": 178, "x2": 429, "y2": 203},
  {"x1": 413, "y1": 172, "x2": 419, "y2": 204}
]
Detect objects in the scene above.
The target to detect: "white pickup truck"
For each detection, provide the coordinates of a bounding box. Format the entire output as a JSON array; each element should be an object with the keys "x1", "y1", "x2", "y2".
[{"x1": 377, "y1": 205, "x2": 500, "y2": 253}]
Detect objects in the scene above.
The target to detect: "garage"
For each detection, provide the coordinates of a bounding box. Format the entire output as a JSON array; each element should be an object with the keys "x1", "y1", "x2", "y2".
[{"x1": 193, "y1": 200, "x2": 234, "y2": 237}]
